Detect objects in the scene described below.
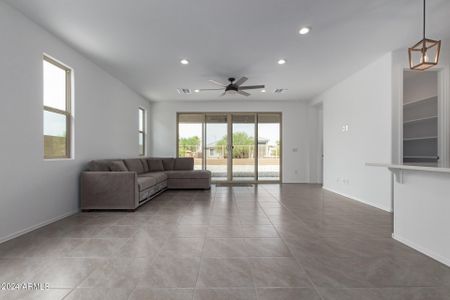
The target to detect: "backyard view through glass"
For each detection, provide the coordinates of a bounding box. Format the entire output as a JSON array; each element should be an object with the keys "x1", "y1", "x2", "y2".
[
  {"x1": 178, "y1": 114, "x2": 204, "y2": 170},
  {"x1": 206, "y1": 114, "x2": 228, "y2": 181},
  {"x1": 232, "y1": 114, "x2": 256, "y2": 181},
  {"x1": 177, "y1": 113, "x2": 281, "y2": 182},
  {"x1": 139, "y1": 108, "x2": 146, "y2": 156},
  {"x1": 258, "y1": 114, "x2": 281, "y2": 181},
  {"x1": 43, "y1": 56, "x2": 71, "y2": 159}
]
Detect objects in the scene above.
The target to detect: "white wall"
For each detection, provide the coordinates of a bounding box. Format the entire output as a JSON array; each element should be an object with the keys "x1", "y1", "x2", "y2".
[
  {"x1": 150, "y1": 100, "x2": 321, "y2": 183},
  {"x1": 308, "y1": 104, "x2": 323, "y2": 184},
  {"x1": 0, "y1": 2, "x2": 150, "y2": 242},
  {"x1": 312, "y1": 54, "x2": 393, "y2": 211}
]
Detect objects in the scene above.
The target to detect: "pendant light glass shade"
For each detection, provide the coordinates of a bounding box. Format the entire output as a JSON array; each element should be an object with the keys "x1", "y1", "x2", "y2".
[
  {"x1": 409, "y1": 38, "x2": 441, "y2": 70},
  {"x1": 408, "y1": 0, "x2": 441, "y2": 71}
]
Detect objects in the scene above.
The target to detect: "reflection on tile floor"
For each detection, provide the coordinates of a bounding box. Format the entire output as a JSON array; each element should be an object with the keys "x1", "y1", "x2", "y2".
[{"x1": 0, "y1": 184, "x2": 449, "y2": 300}]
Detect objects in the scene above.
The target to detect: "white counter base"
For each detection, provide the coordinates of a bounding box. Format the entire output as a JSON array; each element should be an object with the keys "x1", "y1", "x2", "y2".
[{"x1": 367, "y1": 163, "x2": 450, "y2": 267}]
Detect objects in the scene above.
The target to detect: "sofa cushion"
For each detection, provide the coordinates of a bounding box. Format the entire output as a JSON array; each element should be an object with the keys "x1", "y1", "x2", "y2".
[
  {"x1": 174, "y1": 158, "x2": 194, "y2": 170},
  {"x1": 140, "y1": 172, "x2": 168, "y2": 184},
  {"x1": 147, "y1": 159, "x2": 164, "y2": 172},
  {"x1": 137, "y1": 176, "x2": 157, "y2": 191},
  {"x1": 124, "y1": 159, "x2": 145, "y2": 174},
  {"x1": 141, "y1": 159, "x2": 150, "y2": 173},
  {"x1": 109, "y1": 160, "x2": 128, "y2": 171},
  {"x1": 86, "y1": 160, "x2": 111, "y2": 171},
  {"x1": 166, "y1": 170, "x2": 211, "y2": 179},
  {"x1": 162, "y1": 158, "x2": 175, "y2": 171}
]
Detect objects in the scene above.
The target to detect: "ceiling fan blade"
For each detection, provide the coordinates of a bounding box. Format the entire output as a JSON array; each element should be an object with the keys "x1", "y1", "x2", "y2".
[
  {"x1": 234, "y1": 76, "x2": 248, "y2": 87},
  {"x1": 209, "y1": 80, "x2": 227, "y2": 87},
  {"x1": 238, "y1": 91, "x2": 250, "y2": 97},
  {"x1": 239, "y1": 85, "x2": 265, "y2": 90},
  {"x1": 198, "y1": 88, "x2": 224, "y2": 91}
]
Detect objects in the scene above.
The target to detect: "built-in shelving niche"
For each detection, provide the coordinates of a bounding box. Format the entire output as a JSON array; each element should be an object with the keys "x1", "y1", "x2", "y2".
[{"x1": 403, "y1": 71, "x2": 438, "y2": 166}]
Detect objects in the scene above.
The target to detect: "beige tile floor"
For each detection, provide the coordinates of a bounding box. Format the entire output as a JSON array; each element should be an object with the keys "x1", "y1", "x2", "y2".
[{"x1": 0, "y1": 184, "x2": 449, "y2": 300}]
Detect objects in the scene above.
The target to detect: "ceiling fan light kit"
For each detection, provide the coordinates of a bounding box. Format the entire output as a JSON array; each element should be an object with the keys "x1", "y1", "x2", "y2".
[{"x1": 408, "y1": 0, "x2": 441, "y2": 71}]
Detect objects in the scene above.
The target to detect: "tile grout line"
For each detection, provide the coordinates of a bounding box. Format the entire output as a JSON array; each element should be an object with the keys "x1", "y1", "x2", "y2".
[
  {"x1": 191, "y1": 189, "x2": 217, "y2": 298},
  {"x1": 121, "y1": 194, "x2": 183, "y2": 299},
  {"x1": 265, "y1": 185, "x2": 326, "y2": 300},
  {"x1": 233, "y1": 187, "x2": 260, "y2": 300}
]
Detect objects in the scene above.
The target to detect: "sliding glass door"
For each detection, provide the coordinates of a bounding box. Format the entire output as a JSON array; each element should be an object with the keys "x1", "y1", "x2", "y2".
[
  {"x1": 257, "y1": 114, "x2": 281, "y2": 181},
  {"x1": 231, "y1": 114, "x2": 256, "y2": 181},
  {"x1": 177, "y1": 112, "x2": 281, "y2": 182},
  {"x1": 205, "y1": 114, "x2": 228, "y2": 181},
  {"x1": 177, "y1": 114, "x2": 204, "y2": 170}
]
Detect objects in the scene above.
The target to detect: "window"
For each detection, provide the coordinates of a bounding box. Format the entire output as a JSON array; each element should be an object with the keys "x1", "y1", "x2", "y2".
[
  {"x1": 43, "y1": 56, "x2": 72, "y2": 159},
  {"x1": 139, "y1": 107, "x2": 146, "y2": 156}
]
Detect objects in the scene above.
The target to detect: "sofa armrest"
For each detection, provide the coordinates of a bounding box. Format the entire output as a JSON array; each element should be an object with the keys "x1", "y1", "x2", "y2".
[{"x1": 80, "y1": 171, "x2": 138, "y2": 210}]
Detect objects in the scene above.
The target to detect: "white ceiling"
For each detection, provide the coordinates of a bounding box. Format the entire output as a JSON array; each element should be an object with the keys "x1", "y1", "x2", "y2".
[{"x1": 4, "y1": 0, "x2": 450, "y2": 102}]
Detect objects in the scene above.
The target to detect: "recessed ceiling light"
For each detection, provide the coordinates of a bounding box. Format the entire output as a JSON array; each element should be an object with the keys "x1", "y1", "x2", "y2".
[
  {"x1": 261, "y1": 89, "x2": 266, "y2": 93},
  {"x1": 277, "y1": 59, "x2": 286, "y2": 65},
  {"x1": 299, "y1": 27, "x2": 310, "y2": 35},
  {"x1": 194, "y1": 89, "x2": 200, "y2": 93},
  {"x1": 180, "y1": 59, "x2": 190, "y2": 65}
]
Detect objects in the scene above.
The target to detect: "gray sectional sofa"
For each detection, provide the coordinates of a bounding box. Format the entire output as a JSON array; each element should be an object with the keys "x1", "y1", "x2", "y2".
[{"x1": 80, "y1": 157, "x2": 211, "y2": 210}]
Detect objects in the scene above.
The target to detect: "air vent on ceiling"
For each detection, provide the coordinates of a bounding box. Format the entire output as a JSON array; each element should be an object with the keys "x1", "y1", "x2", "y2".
[
  {"x1": 177, "y1": 88, "x2": 192, "y2": 95},
  {"x1": 273, "y1": 88, "x2": 288, "y2": 94}
]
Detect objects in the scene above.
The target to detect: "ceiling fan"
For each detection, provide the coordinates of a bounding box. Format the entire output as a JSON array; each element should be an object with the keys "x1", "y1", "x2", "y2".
[{"x1": 196, "y1": 77, "x2": 265, "y2": 96}]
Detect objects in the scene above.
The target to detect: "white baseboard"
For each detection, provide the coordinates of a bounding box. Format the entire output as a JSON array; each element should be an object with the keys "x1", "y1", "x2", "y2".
[
  {"x1": 0, "y1": 210, "x2": 79, "y2": 244},
  {"x1": 393, "y1": 233, "x2": 450, "y2": 267},
  {"x1": 322, "y1": 186, "x2": 392, "y2": 212}
]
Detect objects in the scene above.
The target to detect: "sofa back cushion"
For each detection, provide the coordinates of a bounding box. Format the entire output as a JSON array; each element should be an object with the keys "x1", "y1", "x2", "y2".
[
  {"x1": 124, "y1": 158, "x2": 145, "y2": 174},
  {"x1": 174, "y1": 157, "x2": 194, "y2": 170},
  {"x1": 109, "y1": 160, "x2": 128, "y2": 171},
  {"x1": 147, "y1": 159, "x2": 164, "y2": 172},
  {"x1": 86, "y1": 160, "x2": 111, "y2": 171},
  {"x1": 141, "y1": 159, "x2": 150, "y2": 172},
  {"x1": 161, "y1": 158, "x2": 175, "y2": 171}
]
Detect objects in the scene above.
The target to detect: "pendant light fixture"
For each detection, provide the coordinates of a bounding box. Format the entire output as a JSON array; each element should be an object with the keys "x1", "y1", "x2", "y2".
[{"x1": 408, "y1": 0, "x2": 441, "y2": 70}]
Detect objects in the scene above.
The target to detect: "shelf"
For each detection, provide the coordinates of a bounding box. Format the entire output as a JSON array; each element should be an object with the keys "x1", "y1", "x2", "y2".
[
  {"x1": 403, "y1": 136, "x2": 438, "y2": 142},
  {"x1": 367, "y1": 163, "x2": 450, "y2": 174},
  {"x1": 404, "y1": 96, "x2": 437, "y2": 106},
  {"x1": 403, "y1": 156, "x2": 438, "y2": 159},
  {"x1": 403, "y1": 116, "x2": 437, "y2": 125}
]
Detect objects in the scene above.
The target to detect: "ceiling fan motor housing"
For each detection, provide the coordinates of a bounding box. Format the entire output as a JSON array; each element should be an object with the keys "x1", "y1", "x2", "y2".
[{"x1": 225, "y1": 77, "x2": 238, "y2": 92}]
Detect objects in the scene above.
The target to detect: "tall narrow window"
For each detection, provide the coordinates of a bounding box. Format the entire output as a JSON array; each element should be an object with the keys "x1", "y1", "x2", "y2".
[
  {"x1": 139, "y1": 107, "x2": 146, "y2": 156},
  {"x1": 43, "y1": 56, "x2": 72, "y2": 159}
]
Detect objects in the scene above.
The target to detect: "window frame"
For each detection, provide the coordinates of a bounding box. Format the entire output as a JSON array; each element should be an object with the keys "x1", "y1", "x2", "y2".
[
  {"x1": 43, "y1": 55, "x2": 72, "y2": 160},
  {"x1": 138, "y1": 107, "x2": 146, "y2": 156}
]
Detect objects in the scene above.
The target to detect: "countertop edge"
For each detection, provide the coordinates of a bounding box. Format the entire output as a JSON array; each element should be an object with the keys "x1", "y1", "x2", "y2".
[{"x1": 366, "y1": 163, "x2": 450, "y2": 174}]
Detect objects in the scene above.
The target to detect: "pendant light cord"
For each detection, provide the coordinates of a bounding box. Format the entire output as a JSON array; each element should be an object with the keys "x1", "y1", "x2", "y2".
[{"x1": 423, "y1": 0, "x2": 426, "y2": 39}]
